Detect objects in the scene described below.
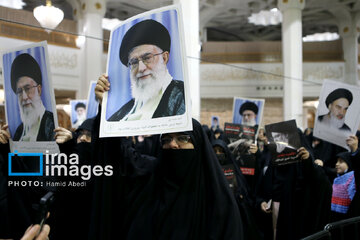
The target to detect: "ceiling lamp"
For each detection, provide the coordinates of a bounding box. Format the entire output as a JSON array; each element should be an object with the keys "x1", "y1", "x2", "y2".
[
  {"x1": 0, "y1": 0, "x2": 25, "y2": 9},
  {"x1": 248, "y1": 8, "x2": 282, "y2": 26},
  {"x1": 33, "y1": 0, "x2": 64, "y2": 33},
  {"x1": 303, "y1": 32, "x2": 339, "y2": 42},
  {"x1": 102, "y1": 18, "x2": 122, "y2": 31}
]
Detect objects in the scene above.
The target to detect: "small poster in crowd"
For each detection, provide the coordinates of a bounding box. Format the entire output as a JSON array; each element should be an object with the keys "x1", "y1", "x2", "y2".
[
  {"x1": 2, "y1": 41, "x2": 59, "y2": 153},
  {"x1": 224, "y1": 122, "x2": 256, "y2": 143},
  {"x1": 86, "y1": 81, "x2": 99, "y2": 119},
  {"x1": 232, "y1": 97, "x2": 265, "y2": 134},
  {"x1": 100, "y1": 5, "x2": 192, "y2": 137},
  {"x1": 221, "y1": 164, "x2": 236, "y2": 191},
  {"x1": 70, "y1": 100, "x2": 87, "y2": 129},
  {"x1": 314, "y1": 80, "x2": 360, "y2": 149},
  {"x1": 224, "y1": 122, "x2": 257, "y2": 175},
  {"x1": 211, "y1": 115, "x2": 220, "y2": 131},
  {"x1": 265, "y1": 120, "x2": 301, "y2": 166}
]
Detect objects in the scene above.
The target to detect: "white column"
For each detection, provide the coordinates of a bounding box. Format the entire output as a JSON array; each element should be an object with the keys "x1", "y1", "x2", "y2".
[
  {"x1": 339, "y1": 15, "x2": 360, "y2": 85},
  {"x1": 173, "y1": 0, "x2": 200, "y2": 121},
  {"x1": 77, "y1": 0, "x2": 106, "y2": 99},
  {"x1": 278, "y1": 0, "x2": 305, "y2": 127}
]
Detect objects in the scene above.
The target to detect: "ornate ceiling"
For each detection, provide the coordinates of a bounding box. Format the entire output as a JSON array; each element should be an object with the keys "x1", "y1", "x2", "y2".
[{"x1": 20, "y1": 0, "x2": 360, "y2": 41}]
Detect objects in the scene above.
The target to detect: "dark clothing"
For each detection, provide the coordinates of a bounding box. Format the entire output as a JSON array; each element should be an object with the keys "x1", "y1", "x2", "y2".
[
  {"x1": 348, "y1": 149, "x2": 360, "y2": 218},
  {"x1": 51, "y1": 140, "x2": 94, "y2": 240},
  {"x1": 0, "y1": 143, "x2": 54, "y2": 239},
  {"x1": 318, "y1": 114, "x2": 351, "y2": 131},
  {"x1": 202, "y1": 125, "x2": 215, "y2": 143},
  {"x1": 255, "y1": 131, "x2": 332, "y2": 240},
  {"x1": 212, "y1": 139, "x2": 261, "y2": 240},
  {"x1": 13, "y1": 110, "x2": 55, "y2": 141},
  {"x1": 213, "y1": 128, "x2": 230, "y2": 144},
  {"x1": 108, "y1": 80, "x2": 185, "y2": 121},
  {"x1": 134, "y1": 135, "x2": 161, "y2": 157},
  {"x1": 308, "y1": 133, "x2": 346, "y2": 182},
  {"x1": 89, "y1": 114, "x2": 243, "y2": 240},
  {"x1": 0, "y1": 152, "x2": 10, "y2": 238}
]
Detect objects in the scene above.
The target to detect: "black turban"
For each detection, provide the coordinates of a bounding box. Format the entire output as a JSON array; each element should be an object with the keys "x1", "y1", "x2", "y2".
[
  {"x1": 75, "y1": 102, "x2": 86, "y2": 110},
  {"x1": 325, "y1": 88, "x2": 353, "y2": 107},
  {"x1": 119, "y1": 19, "x2": 171, "y2": 66},
  {"x1": 11, "y1": 53, "x2": 42, "y2": 93},
  {"x1": 239, "y1": 101, "x2": 258, "y2": 115}
]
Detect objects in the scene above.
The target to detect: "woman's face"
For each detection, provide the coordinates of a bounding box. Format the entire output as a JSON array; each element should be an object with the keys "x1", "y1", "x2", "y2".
[
  {"x1": 213, "y1": 145, "x2": 224, "y2": 155},
  {"x1": 161, "y1": 133, "x2": 194, "y2": 149}
]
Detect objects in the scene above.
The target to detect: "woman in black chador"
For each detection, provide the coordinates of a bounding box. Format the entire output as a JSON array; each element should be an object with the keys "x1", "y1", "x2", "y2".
[
  {"x1": 212, "y1": 139, "x2": 262, "y2": 240},
  {"x1": 88, "y1": 116, "x2": 243, "y2": 240}
]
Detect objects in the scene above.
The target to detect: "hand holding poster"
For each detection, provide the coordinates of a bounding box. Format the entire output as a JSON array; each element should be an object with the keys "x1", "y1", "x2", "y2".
[
  {"x1": 2, "y1": 41, "x2": 59, "y2": 153},
  {"x1": 265, "y1": 120, "x2": 301, "y2": 166},
  {"x1": 314, "y1": 80, "x2": 360, "y2": 149},
  {"x1": 100, "y1": 5, "x2": 192, "y2": 137}
]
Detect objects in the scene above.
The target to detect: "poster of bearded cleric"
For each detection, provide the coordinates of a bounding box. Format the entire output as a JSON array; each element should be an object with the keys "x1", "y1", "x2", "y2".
[
  {"x1": 232, "y1": 97, "x2": 265, "y2": 135},
  {"x1": 70, "y1": 100, "x2": 87, "y2": 129},
  {"x1": 2, "y1": 41, "x2": 59, "y2": 153},
  {"x1": 86, "y1": 81, "x2": 99, "y2": 119},
  {"x1": 314, "y1": 80, "x2": 360, "y2": 149},
  {"x1": 100, "y1": 5, "x2": 192, "y2": 137},
  {"x1": 265, "y1": 120, "x2": 302, "y2": 166}
]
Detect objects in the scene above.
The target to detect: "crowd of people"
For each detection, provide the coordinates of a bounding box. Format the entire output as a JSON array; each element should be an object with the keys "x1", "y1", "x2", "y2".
[{"x1": 0, "y1": 74, "x2": 358, "y2": 240}]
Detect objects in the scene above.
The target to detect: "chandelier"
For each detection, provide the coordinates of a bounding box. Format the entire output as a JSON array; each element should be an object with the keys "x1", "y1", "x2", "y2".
[
  {"x1": 248, "y1": 8, "x2": 282, "y2": 26},
  {"x1": 33, "y1": 0, "x2": 64, "y2": 33}
]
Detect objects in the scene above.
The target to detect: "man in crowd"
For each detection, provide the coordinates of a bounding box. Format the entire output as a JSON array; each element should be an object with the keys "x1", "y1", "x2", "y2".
[
  {"x1": 108, "y1": 19, "x2": 185, "y2": 121},
  {"x1": 73, "y1": 102, "x2": 86, "y2": 129},
  {"x1": 11, "y1": 53, "x2": 55, "y2": 141},
  {"x1": 318, "y1": 88, "x2": 353, "y2": 131},
  {"x1": 239, "y1": 101, "x2": 258, "y2": 127}
]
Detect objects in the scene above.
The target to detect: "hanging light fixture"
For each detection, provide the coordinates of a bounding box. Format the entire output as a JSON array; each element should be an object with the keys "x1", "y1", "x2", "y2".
[
  {"x1": 248, "y1": 8, "x2": 282, "y2": 26},
  {"x1": 33, "y1": 0, "x2": 64, "y2": 33}
]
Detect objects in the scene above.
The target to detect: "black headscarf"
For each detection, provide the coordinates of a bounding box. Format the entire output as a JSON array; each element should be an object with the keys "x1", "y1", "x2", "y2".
[
  {"x1": 274, "y1": 129, "x2": 332, "y2": 239},
  {"x1": 212, "y1": 139, "x2": 262, "y2": 240},
  {"x1": 336, "y1": 151, "x2": 352, "y2": 171},
  {"x1": 212, "y1": 139, "x2": 250, "y2": 199},
  {"x1": 202, "y1": 124, "x2": 215, "y2": 143},
  {"x1": 89, "y1": 115, "x2": 243, "y2": 240}
]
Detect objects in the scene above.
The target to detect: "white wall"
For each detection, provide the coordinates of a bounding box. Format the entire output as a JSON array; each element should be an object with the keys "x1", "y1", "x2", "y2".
[{"x1": 200, "y1": 62, "x2": 345, "y2": 99}]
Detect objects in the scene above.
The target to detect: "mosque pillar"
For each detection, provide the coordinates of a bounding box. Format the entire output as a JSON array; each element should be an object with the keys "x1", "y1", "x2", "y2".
[
  {"x1": 74, "y1": 0, "x2": 106, "y2": 99},
  {"x1": 173, "y1": 0, "x2": 200, "y2": 120},
  {"x1": 337, "y1": 14, "x2": 360, "y2": 85},
  {"x1": 278, "y1": 0, "x2": 305, "y2": 127}
]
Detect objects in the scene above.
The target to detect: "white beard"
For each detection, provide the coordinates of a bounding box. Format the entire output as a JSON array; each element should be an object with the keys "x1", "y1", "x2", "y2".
[
  {"x1": 329, "y1": 113, "x2": 345, "y2": 129},
  {"x1": 18, "y1": 92, "x2": 45, "y2": 133},
  {"x1": 130, "y1": 62, "x2": 169, "y2": 104},
  {"x1": 276, "y1": 143, "x2": 287, "y2": 153},
  {"x1": 243, "y1": 118, "x2": 256, "y2": 127},
  {"x1": 76, "y1": 113, "x2": 86, "y2": 125}
]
